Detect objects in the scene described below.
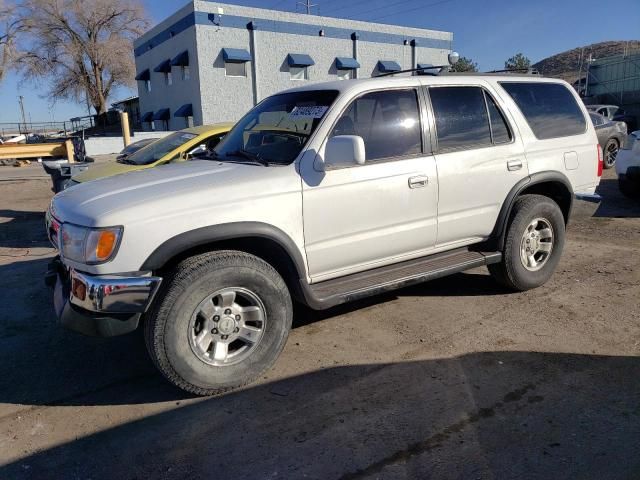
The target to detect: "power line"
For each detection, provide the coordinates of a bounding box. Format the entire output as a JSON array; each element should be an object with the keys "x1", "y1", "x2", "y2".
[
  {"x1": 365, "y1": 0, "x2": 454, "y2": 22},
  {"x1": 329, "y1": 0, "x2": 381, "y2": 15},
  {"x1": 354, "y1": 0, "x2": 428, "y2": 18}
]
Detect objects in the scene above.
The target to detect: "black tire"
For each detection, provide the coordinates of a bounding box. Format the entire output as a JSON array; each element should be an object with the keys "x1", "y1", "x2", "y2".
[
  {"x1": 618, "y1": 176, "x2": 640, "y2": 199},
  {"x1": 489, "y1": 194, "x2": 565, "y2": 291},
  {"x1": 603, "y1": 139, "x2": 619, "y2": 169},
  {"x1": 145, "y1": 250, "x2": 293, "y2": 396}
]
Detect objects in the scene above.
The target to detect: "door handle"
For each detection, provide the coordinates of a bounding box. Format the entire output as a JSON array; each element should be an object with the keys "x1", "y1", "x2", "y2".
[
  {"x1": 408, "y1": 175, "x2": 429, "y2": 188},
  {"x1": 507, "y1": 159, "x2": 523, "y2": 171}
]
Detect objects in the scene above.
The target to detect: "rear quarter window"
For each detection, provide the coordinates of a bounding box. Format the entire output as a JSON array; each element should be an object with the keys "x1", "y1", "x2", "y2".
[{"x1": 500, "y1": 82, "x2": 587, "y2": 140}]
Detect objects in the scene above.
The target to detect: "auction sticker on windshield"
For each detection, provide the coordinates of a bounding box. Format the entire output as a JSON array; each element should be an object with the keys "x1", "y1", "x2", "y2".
[
  {"x1": 181, "y1": 133, "x2": 198, "y2": 140},
  {"x1": 289, "y1": 106, "x2": 329, "y2": 119}
]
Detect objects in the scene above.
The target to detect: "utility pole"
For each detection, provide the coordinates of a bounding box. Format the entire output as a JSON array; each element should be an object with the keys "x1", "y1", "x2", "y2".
[
  {"x1": 18, "y1": 95, "x2": 27, "y2": 133},
  {"x1": 297, "y1": 0, "x2": 317, "y2": 14}
]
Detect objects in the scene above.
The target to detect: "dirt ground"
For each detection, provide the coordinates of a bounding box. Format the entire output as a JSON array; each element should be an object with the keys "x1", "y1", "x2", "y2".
[{"x1": 0, "y1": 163, "x2": 639, "y2": 480}]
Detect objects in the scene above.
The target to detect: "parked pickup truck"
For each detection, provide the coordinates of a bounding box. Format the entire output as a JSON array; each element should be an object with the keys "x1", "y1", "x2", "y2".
[{"x1": 46, "y1": 74, "x2": 602, "y2": 395}]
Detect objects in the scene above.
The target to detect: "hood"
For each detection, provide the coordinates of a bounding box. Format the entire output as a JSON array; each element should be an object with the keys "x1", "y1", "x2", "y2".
[
  {"x1": 72, "y1": 160, "x2": 148, "y2": 183},
  {"x1": 53, "y1": 160, "x2": 298, "y2": 227}
]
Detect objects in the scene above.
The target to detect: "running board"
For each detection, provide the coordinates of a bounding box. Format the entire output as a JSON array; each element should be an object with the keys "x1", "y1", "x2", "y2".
[{"x1": 302, "y1": 248, "x2": 502, "y2": 309}]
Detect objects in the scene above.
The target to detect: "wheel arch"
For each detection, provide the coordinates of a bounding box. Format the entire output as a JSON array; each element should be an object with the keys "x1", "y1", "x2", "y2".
[
  {"x1": 490, "y1": 172, "x2": 574, "y2": 251},
  {"x1": 140, "y1": 222, "x2": 308, "y2": 300}
]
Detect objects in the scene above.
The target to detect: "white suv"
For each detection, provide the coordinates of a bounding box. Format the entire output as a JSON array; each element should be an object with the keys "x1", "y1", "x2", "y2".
[{"x1": 46, "y1": 74, "x2": 602, "y2": 395}]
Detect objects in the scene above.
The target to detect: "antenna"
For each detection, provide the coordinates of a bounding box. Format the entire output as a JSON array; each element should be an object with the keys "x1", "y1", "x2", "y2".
[{"x1": 297, "y1": 0, "x2": 318, "y2": 14}]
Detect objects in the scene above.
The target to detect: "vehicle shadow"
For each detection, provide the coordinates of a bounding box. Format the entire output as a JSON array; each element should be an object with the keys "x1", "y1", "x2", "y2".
[
  {"x1": 593, "y1": 178, "x2": 640, "y2": 218},
  {"x1": 293, "y1": 271, "x2": 509, "y2": 329},
  {"x1": 0, "y1": 209, "x2": 51, "y2": 249},
  {"x1": 0, "y1": 255, "x2": 509, "y2": 409},
  {"x1": 1, "y1": 351, "x2": 639, "y2": 479}
]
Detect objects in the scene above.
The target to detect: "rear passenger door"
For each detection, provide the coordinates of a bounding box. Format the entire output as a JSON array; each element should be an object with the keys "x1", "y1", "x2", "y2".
[{"x1": 428, "y1": 85, "x2": 528, "y2": 248}]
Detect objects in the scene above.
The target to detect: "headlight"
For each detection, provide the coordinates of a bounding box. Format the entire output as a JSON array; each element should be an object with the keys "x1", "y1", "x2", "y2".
[{"x1": 60, "y1": 224, "x2": 123, "y2": 264}]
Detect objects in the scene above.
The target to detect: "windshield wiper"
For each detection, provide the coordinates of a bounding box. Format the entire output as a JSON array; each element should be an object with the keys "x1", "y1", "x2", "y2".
[{"x1": 225, "y1": 149, "x2": 268, "y2": 167}]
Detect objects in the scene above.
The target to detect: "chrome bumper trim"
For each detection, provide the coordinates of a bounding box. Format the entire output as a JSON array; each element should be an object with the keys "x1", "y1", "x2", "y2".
[{"x1": 69, "y1": 270, "x2": 162, "y2": 314}]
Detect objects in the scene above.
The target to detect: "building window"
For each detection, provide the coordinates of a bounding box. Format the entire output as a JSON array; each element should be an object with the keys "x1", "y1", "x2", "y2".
[
  {"x1": 290, "y1": 66, "x2": 308, "y2": 81},
  {"x1": 165, "y1": 72, "x2": 173, "y2": 86},
  {"x1": 145, "y1": 80, "x2": 151, "y2": 92},
  {"x1": 225, "y1": 62, "x2": 246, "y2": 77},
  {"x1": 182, "y1": 65, "x2": 190, "y2": 80},
  {"x1": 337, "y1": 69, "x2": 353, "y2": 80}
]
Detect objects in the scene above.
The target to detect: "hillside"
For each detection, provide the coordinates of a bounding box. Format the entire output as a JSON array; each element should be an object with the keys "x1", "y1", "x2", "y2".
[{"x1": 532, "y1": 40, "x2": 640, "y2": 82}]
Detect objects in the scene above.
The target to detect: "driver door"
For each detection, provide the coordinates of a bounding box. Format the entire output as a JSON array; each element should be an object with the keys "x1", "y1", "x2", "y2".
[{"x1": 302, "y1": 88, "x2": 439, "y2": 282}]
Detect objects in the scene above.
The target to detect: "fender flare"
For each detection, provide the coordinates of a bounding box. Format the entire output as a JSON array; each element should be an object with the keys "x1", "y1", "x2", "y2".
[
  {"x1": 491, "y1": 171, "x2": 574, "y2": 251},
  {"x1": 139, "y1": 221, "x2": 307, "y2": 278}
]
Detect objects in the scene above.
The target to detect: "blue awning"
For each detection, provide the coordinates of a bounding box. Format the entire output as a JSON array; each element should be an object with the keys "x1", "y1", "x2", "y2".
[
  {"x1": 153, "y1": 60, "x2": 172, "y2": 73},
  {"x1": 171, "y1": 50, "x2": 189, "y2": 67},
  {"x1": 336, "y1": 57, "x2": 360, "y2": 70},
  {"x1": 222, "y1": 48, "x2": 252, "y2": 63},
  {"x1": 140, "y1": 111, "x2": 154, "y2": 122},
  {"x1": 153, "y1": 108, "x2": 170, "y2": 121},
  {"x1": 377, "y1": 60, "x2": 401, "y2": 73},
  {"x1": 287, "y1": 53, "x2": 315, "y2": 67},
  {"x1": 135, "y1": 69, "x2": 150, "y2": 81},
  {"x1": 174, "y1": 104, "x2": 193, "y2": 117}
]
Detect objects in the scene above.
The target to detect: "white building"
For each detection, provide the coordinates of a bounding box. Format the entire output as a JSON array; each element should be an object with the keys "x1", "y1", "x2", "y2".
[{"x1": 134, "y1": 1, "x2": 453, "y2": 131}]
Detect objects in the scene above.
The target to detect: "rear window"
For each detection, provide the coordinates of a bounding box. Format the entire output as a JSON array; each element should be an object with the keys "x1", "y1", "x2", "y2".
[{"x1": 500, "y1": 82, "x2": 587, "y2": 140}]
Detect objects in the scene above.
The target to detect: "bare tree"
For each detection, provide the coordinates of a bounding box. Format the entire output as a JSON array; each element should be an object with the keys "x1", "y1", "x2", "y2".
[
  {"x1": 0, "y1": 0, "x2": 24, "y2": 83},
  {"x1": 15, "y1": 0, "x2": 150, "y2": 115}
]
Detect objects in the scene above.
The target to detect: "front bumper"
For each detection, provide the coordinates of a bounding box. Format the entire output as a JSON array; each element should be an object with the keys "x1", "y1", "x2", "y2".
[{"x1": 45, "y1": 257, "x2": 162, "y2": 337}]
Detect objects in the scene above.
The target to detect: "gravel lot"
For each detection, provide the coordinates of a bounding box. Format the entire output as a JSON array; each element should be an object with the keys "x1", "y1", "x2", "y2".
[{"x1": 0, "y1": 163, "x2": 639, "y2": 479}]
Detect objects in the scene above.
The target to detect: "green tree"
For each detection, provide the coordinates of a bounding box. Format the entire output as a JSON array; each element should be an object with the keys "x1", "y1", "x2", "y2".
[
  {"x1": 505, "y1": 53, "x2": 531, "y2": 71},
  {"x1": 449, "y1": 56, "x2": 478, "y2": 73}
]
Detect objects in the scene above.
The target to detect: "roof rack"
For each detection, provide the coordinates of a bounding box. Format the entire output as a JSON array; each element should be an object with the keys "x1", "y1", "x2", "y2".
[
  {"x1": 485, "y1": 68, "x2": 540, "y2": 75},
  {"x1": 375, "y1": 65, "x2": 450, "y2": 77},
  {"x1": 375, "y1": 66, "x2": 542, "y2": 78}
]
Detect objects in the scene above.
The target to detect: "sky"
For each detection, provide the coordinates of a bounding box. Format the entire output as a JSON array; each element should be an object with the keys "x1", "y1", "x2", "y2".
[{"x1": 0, "y1": 0, "x2": 638, "y2": 124}]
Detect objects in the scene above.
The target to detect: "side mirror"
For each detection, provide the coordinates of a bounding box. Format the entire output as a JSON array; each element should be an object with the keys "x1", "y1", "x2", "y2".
[
  {"x1": 323, "y1": 135, "x2": 366, "y2": 169},
  {"x1": 186, "y1": 144, "x2": 207, "y2": 159}
]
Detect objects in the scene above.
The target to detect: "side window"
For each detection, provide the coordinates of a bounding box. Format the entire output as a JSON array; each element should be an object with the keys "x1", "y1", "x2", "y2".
[
  {"x1": 331, "y1": 89, "x2": 422, "y2": 162},
  {"x1": 206, "y1": 133, "x2": 225, "y2": 151},
  {"x1": 500, "y1": 82, "x2": 587, "y2": 139},
  {"x1": 484, "y1": 91, "x2": 512, "y2": 144},
  {"x1": 589, "y1": 112, "x2": 604, "y2": 127},
  {"x1": 430, "y1": 86, "x2": 492, "y2": 151}
]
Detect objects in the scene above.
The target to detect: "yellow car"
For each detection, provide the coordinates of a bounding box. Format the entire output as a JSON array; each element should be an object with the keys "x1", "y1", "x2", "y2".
[{"x1": 71, "y1": 123, "x2": 233, "y2": 184}]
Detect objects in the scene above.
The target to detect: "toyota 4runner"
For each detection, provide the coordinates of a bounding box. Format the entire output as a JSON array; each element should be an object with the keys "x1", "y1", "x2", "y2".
[{"x1": 45, "y1": 74, "x2": 602, "y2": 395}]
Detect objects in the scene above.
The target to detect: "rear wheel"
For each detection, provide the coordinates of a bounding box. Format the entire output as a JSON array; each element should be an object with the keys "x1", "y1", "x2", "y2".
[
  {"x1": 145, "y1": 250, "x2": 292, "y2": 396},
  {"x1": 489, "y1": 194, "x2": 565, "y2": 291},
  {"x1": 603, "y1": 139, "x2": 619, "y2": 169}
]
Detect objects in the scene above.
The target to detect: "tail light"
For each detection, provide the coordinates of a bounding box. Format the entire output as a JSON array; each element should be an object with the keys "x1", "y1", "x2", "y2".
[{"x1": 597, "y1": 144, "x2": 603, "y2": 177}]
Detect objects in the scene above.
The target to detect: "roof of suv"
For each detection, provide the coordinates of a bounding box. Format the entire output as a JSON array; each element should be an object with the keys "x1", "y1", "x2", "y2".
[{"x1": 281, "y1": 74, "x2": 570, "y2": 97}]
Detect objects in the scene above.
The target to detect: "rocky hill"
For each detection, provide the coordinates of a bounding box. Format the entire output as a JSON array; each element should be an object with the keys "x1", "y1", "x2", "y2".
[{"x1": 533, "y1": 40, "x2": 640, "y2": 81}]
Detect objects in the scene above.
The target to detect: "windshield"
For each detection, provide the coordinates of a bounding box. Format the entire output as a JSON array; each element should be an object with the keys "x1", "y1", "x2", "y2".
[
  {"x1": 214, "y1": 90, "x2": 339, "y2": 165},
  {"x1": 124, "y1": 131, "x2": 198, "y2": 165}
]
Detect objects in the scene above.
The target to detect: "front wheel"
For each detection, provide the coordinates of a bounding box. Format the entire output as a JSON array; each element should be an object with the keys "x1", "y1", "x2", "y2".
[
  {"x1": 489, "y1": 194, "x2": 565, "y2": 291},
  {"x1": 145, "y1": 250, "x2": 293, "y2": 396}
]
